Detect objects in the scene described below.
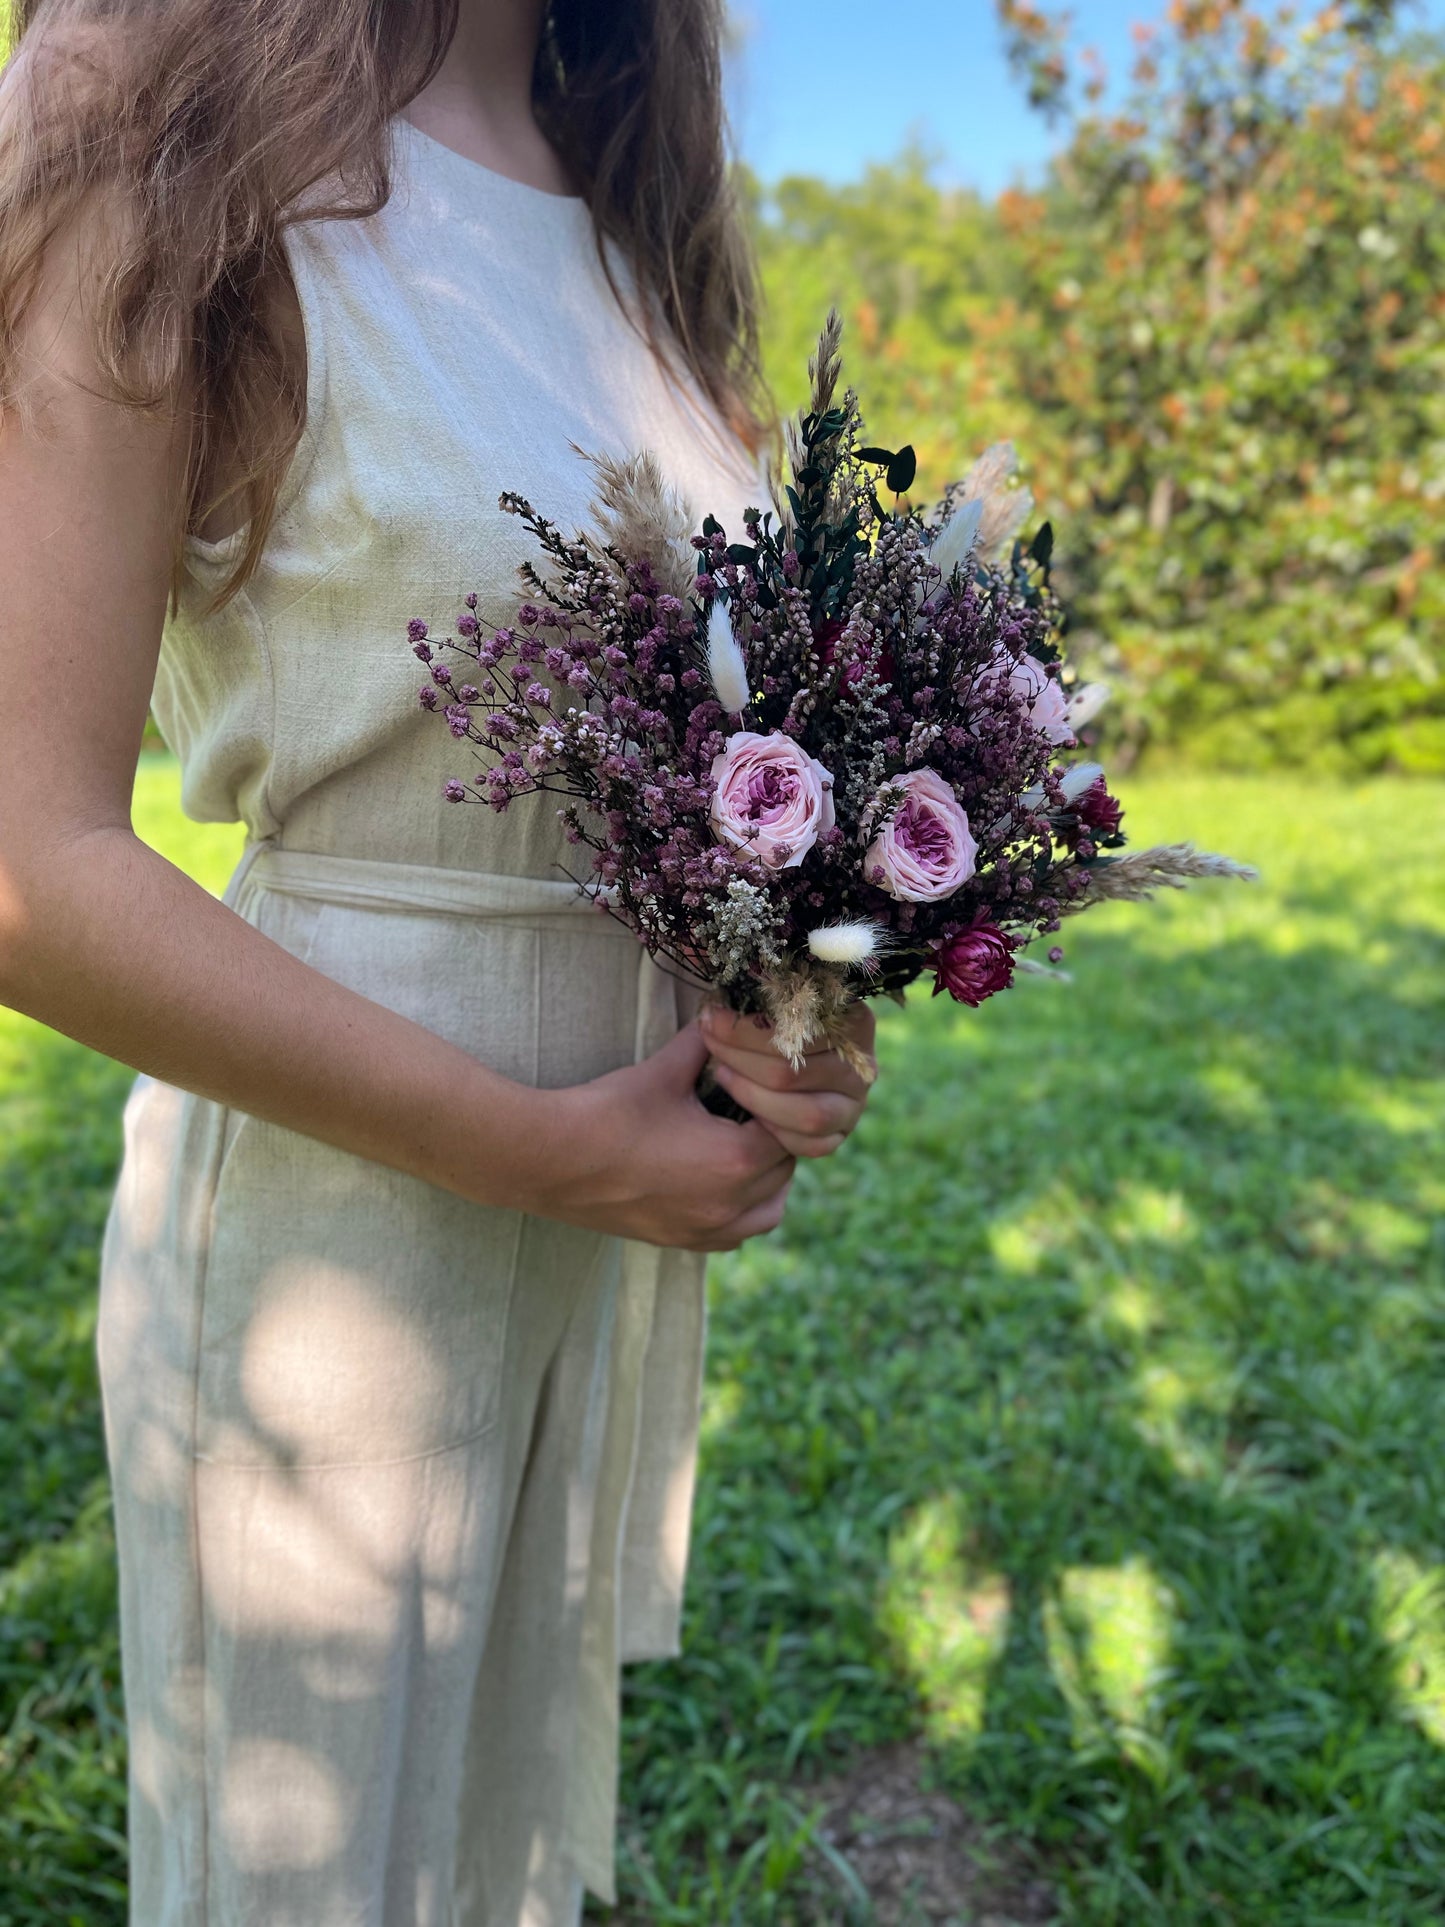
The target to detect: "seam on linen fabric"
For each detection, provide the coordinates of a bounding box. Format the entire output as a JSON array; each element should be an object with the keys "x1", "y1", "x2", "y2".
[
  {"x1": 270, "y1": 221, "x2": 331, "y2": 529},
  {"x1": 192, "y1": 1408, "x2": 507, "y2": 1475},
  {"x1": 255, "y1": 579, "x2": 279, "y2": 841},
  {"x1": 531, "y1": 925, "x2": 542, "y2": 1093},
  {"x1": 191, "y1": 1102, "x2": 230, "y2": 1921}
]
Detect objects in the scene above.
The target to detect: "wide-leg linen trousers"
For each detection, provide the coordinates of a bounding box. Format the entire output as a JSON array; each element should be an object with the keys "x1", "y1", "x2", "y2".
[{"x1": 95, "y1": 837, "x2": 706, "y2": 1925}]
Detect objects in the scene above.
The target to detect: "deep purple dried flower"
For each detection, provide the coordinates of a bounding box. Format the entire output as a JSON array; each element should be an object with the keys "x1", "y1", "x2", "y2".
[
  {"x1": 418, "y1": 685, "x2": 438, "y2": 710},
  {"x1": 443, "y1": 778, "x2": 467, "y2": 802},
  {"x1": 1072, "y1": 777, "x2": 1124, "y2": 842},
  {"x1": 431, "y1": 661, "x2": 452, "y2": 686},
  {"x1": 457, "y1": 613, "x2": 479, "y2": 637},
  {"x1": 407, "y1": 618, "x2": 429, "y2": 642}
]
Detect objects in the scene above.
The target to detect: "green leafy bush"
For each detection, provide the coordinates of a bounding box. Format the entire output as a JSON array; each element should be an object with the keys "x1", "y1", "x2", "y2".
[{"x1": 752, "y1": 6, "x2": 1445, "y2": 774}]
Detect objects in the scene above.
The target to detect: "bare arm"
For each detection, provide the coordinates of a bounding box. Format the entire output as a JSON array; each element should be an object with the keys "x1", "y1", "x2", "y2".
[{"x1": 0, "y1": 199, "x2": 795, "y2": 1252}]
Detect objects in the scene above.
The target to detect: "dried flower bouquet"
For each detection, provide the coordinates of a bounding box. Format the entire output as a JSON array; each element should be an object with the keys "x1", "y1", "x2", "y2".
[{"x1": 407, "y1": 313, "x2": 1253, "y2": 1089}]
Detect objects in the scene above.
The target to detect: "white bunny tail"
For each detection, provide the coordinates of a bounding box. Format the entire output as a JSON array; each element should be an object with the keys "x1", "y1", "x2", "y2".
[{"x1": 706, "y1": 599, "x2": 751, "y2": 715}]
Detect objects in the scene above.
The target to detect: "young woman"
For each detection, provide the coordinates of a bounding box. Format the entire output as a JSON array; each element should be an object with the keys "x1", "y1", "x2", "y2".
[{"x1": 0, "y1": 1, "x2": 878, "y2": 1921}]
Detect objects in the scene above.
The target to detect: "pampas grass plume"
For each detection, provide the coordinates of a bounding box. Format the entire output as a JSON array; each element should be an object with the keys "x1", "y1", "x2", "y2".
[{"x1": 928, "y1": 497, "x2": 983, "y2": 583}]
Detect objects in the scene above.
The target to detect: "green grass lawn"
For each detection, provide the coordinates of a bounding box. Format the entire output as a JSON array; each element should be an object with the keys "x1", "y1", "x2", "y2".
[{"x1": 2, "y1": 762, "x2": 1442, "y2": 1924}]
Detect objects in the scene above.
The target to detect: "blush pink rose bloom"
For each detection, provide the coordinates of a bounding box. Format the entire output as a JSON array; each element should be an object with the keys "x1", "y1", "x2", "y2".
[
  {"x1": 710, "y1": 730, "x2": 835, "y2": 869},
  {"x1": 986, "y1": 643, "x2": 1078, "y2": 739},
  {"x1": 1004, "y1": 650, "x2": 1073, "y2": 744},
  {"x1": 863, "y1": 768, "x2": 978, "y2": 902}
]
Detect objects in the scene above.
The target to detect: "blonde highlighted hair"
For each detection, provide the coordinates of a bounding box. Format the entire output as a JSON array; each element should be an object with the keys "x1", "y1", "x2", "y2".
[{"x1": 0, "y1": 0, "x2": 765, "y2": 614}]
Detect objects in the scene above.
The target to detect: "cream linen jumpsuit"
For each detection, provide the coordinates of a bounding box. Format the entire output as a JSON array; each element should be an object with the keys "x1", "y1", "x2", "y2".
[{"x1": 95, "y1": 115, "x2": 763, "y2": 1927}]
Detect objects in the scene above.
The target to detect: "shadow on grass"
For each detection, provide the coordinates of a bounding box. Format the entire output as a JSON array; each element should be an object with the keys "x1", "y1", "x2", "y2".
[{"x1": 618, "y1": 919, "x2": 1445, "y2": 1924}]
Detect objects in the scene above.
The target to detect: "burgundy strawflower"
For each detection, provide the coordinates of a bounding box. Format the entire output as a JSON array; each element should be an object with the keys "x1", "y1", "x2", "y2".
[
  {"x1": 931, "y1": 922, "x2": 1016, "y2": 1006},
  {"x1": 1073, "y1": 776, "x2": 1123, "y2": 840}
]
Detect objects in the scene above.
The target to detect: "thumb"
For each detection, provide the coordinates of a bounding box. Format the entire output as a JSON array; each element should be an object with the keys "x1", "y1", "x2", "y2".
[{"x1": 643, "y1": 1017, "x2": 713, "y2": 1089}]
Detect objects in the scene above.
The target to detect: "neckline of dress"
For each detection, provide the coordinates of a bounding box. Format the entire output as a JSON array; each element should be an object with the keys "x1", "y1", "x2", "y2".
[{"x1": 393, "y1": 115, "x2": 588, "y2": 213}]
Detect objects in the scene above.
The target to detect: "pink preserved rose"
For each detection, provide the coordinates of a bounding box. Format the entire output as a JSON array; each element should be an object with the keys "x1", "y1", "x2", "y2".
[
  {"x1": 710, "y1": 730, "x2": 836, "y2": 870},
  {"x1": 863, "y1": 768, "x2": 978, "y2": 902},
  {"x1": 989, "y1": 649, "x2": 1073, "y2": 744}
]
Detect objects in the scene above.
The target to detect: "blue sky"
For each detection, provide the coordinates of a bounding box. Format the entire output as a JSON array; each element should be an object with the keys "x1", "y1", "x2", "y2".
[{"x1": 727, "y1": 0, "x2": 1444, "y2": 196}]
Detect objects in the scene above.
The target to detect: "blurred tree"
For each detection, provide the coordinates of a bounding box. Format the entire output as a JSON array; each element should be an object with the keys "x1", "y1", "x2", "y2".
[{"x1": 756, "y1": 2, "x2": 1445, "y2": 773}]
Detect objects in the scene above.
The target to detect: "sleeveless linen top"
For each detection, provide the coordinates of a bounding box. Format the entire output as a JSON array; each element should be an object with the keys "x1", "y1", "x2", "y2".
[
  {"x1": 138, "y1": 116, "x2": 768, "y2": 1900},
  {"x1": 160, "y1": 115, "x2": 762, "y2": 869}
]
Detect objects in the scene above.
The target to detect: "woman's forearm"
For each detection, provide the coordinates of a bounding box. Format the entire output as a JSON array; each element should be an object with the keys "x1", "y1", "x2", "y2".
[{"x1": 0, "y1": 826, "x2": 555, "y2": 1209}]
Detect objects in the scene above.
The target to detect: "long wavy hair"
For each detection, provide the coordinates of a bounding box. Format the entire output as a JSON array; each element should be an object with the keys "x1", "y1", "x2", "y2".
[{"x1": 0, "y1": 0, "x2": 765, "y2": 615}]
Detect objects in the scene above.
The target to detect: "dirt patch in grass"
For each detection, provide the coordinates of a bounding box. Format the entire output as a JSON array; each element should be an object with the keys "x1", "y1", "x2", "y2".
[{"x1": 806, "y1": 1741, "x2": 1057, "y2": 1925}]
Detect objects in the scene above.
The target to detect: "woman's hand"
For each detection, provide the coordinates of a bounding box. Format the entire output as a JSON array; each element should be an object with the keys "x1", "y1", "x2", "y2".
[
  {"x1": 539, "y1": 1023, "x2": 797, "y2": 1253},
  {"x1": 698, "y1": 1001, "x2": 878, "y2": 1160}
]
